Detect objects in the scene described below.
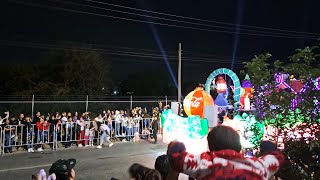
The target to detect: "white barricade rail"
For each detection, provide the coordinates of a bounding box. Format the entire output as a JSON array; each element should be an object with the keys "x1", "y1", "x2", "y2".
[
  {"x1": 56, "y1": 121, "x2": 102, "y2": 147},
  {"x1": 0, "y1": 124, "x2": 57, "y2": 154},
  {"x1": 104, "y1": 118, "x2": 154, "y2": 141},
  {"x1": 33, "y1": 123, "x2": 56, "y2": 151}
]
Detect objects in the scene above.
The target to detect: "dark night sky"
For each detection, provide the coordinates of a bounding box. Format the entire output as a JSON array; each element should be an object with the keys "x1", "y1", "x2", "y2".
[{"x1": 1, "y1": 0, "x2": 320, "y2": 86}]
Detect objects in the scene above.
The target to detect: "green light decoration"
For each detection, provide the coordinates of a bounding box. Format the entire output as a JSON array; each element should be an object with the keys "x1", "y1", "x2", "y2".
[
  {"x1": 237, "y1": 114, "x2": 264, "y2": 148},
  {"x1": 263, "y1": 108, "x2": 306, "y2": 129},
  {"x1": 242, "y1": 112, "x2": 249, "y2": 119},
  {"x1": 233, "y1": 114, "x2": 243, "y2": 121},
  {"x1": 248, "y1": 118, "x2": 265, "y2": 148},
  {"x1": 161, "y1": 110, "x2": 209, "y2": 139}
]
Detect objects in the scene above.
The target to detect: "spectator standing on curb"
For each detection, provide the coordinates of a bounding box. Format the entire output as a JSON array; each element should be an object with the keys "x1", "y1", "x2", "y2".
[
  {"x1": 76, "y1": 117, "x2": 86, "y2": 147},
  {"x1": 22, "y1": 116, "x2": 34, "y2": 153},
  {"x1": 16, "y1": 113, "x2": 24, "y2": 149},
  {"x1": 84, "y1": 123, "x2": 90, "y2": 147},
  {"x1": 151, "y1": 117, "x2": 159, "y2": 144},
  {"x1": 1, "y1": 119, "x2": 14, "y2": 153},
  {"x1": 115, "y1": 110, "x2": 121, "y2": 137}
]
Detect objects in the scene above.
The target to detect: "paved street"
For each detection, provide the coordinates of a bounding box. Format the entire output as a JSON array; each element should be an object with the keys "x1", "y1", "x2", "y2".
[{"x1": 0, "y1": 141, "x2": 167, "y2": 180}]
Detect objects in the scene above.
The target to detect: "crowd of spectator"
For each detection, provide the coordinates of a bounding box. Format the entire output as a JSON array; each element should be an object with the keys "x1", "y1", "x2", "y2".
[{"x1": 0, "y1": 104, "x2": 169, "y2": 154}]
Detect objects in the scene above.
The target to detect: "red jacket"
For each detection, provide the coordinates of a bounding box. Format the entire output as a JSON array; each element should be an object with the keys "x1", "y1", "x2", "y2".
[
  {"x1": 36, "y1": 121, "x2": 51, "y2": 131},
  {"x1": 170, "y1": 149, "x2": 284, "y2": 180}
]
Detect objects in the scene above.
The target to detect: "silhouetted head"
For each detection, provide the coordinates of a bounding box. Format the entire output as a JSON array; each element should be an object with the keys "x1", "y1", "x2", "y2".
[
  {"x1": 129, "y1": 163, "x2": 161, "y2": 180},
  {"x1": 207, "y1": 125, "x2": 241, "y2": 152},
  {"x1": 154, "y1": 155, "x2": 169, "y2": 180}
]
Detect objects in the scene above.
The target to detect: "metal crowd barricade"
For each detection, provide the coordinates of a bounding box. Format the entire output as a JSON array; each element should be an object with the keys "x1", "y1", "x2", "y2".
[
  {"x1": 56, "y1": 122, "x2": 74, "y2": 147},
  {"x1": 1, "y1": 124, "x2": 57, "y2": 155},
  {"x1": 32, "y1": 123, "x2": 56, "y2": 151},
  {"x1": 55, "y1": 121, "x2": 102, "y2": 147},
  {"x1": 1, "y1": 125, "x2": 20, "y2": 154},
  {"x1": 0, "y1": 116, "x2": 163, "y2": 155},
  {"x1": 102, "y1": 118, "x2": 155, "y2": 142}
]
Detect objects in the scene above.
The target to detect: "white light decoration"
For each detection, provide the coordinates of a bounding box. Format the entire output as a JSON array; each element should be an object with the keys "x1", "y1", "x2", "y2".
[{"x1": 244, "y1": 94, "x2": 250, "y2": 110}]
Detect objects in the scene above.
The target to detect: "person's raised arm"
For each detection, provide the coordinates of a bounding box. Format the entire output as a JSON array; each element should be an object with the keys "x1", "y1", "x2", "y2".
[
  {"x1": 167, "y1": 141, "x2": 207, "y2": 178},
  {"x1": 258, "y1": 141, "x2": 285, "y2": 179}
]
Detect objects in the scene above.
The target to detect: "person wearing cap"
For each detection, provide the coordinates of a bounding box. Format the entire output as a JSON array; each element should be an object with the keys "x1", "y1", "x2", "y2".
[{"x1": 49, "y1": 159, "x2": 76, "y2": 180}]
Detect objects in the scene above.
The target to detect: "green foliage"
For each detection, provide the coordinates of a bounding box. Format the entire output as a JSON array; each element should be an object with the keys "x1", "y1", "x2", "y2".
[
  {"x1": 120, "y1": 71, "x2": 175, "y2": 96},
  {"x1": 240, "y1": 53, "x2": 272, "y2": 87},
  {"x1": 1, "y1": 44, "x2": 110, "y2": 95},
  {"x1": 276, "y1": 136, "x2": 320, "y2": 179}
]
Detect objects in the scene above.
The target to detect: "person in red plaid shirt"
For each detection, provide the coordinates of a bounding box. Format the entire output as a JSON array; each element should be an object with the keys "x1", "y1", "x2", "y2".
[{"x1": 167, "y1": 125, "x2": 284, "y2": 180}]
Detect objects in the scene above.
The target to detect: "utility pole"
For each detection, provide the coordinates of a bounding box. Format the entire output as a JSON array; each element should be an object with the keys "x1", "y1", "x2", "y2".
[{"x1": 178, "y1": 43, "x2": 182, "y2": 103}]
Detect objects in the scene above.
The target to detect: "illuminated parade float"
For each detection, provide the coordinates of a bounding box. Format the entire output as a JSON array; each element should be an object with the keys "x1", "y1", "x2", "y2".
[
  {"x1": 161, "y1": 87, "x2": 212, "y2": 154},
  {"x1": 161, "y1": 67, "x2": 320, "y2": 155}
]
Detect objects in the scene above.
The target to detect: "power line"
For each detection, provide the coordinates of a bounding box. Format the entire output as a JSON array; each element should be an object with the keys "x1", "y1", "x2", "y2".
[
  {"x1": 0, "y1": 39, "x2": 177, "y2": 57},
  {"x1": 183, "y1": 50, "x2": 247, "y2": 60},
  {"x1": 50, "y1": 0, "x2": 318, "y2": 39},
  {"x1": 0, "y1": 35, "x2": 177, "y2": 54},
  {"x1": 7, "y1": 0, "x2": 318, "y2": 40},
  {"x1": 0, "y1": 40, "x2": 245, "y2": 63},
  {"x1": 84, "y1": 0, "x2": 320, "y2": 36},
  {"x1": 0, "y1": 40, "x2": 244, "y2": 65}
]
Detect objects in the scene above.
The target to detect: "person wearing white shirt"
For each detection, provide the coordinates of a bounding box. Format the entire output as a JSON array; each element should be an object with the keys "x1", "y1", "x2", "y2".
[
  {"x1": 94, "y1": 114, "x2": 104, "y2": 136},
  {"x1": 114, "y1": 110, "x2": 121, "y2": 136},
  {"x1": 121, "y1": 115, "x2": 128, "y2": 141},
  {"x1": 61, "y1": 112, "x2": 68, "y2": 123},
  {"x1": 97, "y1": 124, "x2": 113, "y2": 148},
  {"x1": 126, "y1": 117, "x2": 134, "y2": 141},
  {"x1": 133, "y1": 115, "x2": 140, "y2": 135}
]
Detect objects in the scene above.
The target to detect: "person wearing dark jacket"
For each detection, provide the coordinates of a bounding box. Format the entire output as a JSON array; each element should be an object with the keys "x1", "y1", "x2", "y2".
[
  {"x1": 151, "y1": 117, "x2": 159, "y2": 144},
  {"x1": 22, "y1": 116, "x2": 34, "y2": 152},
  {"x1": 1, "y1": 119, "x2": 15, "y2": 153}
]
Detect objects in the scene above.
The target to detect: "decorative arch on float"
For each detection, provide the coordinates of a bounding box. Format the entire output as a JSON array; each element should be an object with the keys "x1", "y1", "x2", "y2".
[{"x1": 204, "y1": 68, "x2": 241, "y2": 109}]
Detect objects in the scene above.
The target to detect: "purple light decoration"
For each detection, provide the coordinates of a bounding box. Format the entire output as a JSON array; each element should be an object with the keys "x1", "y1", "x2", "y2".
[
  {"x1": 299, "y1": 83, "x2": 308, "y2": 93},
  {"x1": 273, "y1": 73, "x2": 320, "y2": 111},
  {"x1": 291, "y1": 98, "x2": 298, "y2": 110},
  {"x1": 274, "y1": 73, "x2": 295, "y2": 92},
  {"x1": 300, "y1": 88, "x2": 307, "y2": 93},
  {"x1": 315, "y1": 77, "x2": 320, "y2": 90},
  {"x1": 242, "y1": 74, "x2": 253, "y2": 88}
]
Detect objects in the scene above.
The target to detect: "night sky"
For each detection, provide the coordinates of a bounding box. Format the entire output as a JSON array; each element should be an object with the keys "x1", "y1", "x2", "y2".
[{"x1": 1, "y1": 0, "x2": 320, "y2": 86}]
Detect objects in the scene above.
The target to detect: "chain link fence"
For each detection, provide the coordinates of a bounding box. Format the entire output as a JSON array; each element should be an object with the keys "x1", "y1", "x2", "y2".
[{"x1": 0, "y1": 95, "x2": 177, "y2": 117}]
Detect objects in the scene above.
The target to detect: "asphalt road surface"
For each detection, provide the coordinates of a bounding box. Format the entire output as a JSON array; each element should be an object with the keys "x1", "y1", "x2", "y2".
[{"x1": 0, "y1": 141, "x2": 167, "y2": 180}]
